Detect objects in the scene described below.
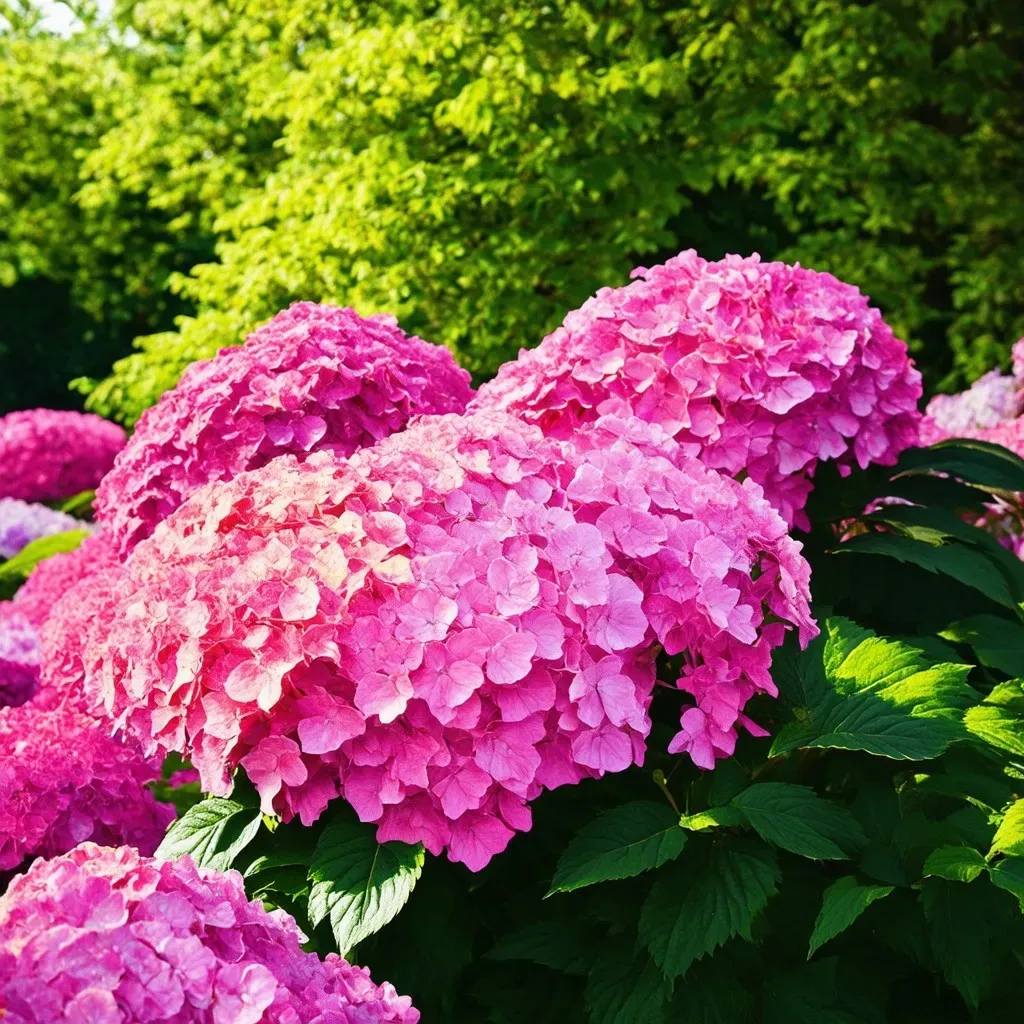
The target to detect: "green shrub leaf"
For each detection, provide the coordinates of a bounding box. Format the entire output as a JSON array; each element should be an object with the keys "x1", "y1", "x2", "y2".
[
  {"x1": 988, "y1": 857, "x2": 1024, "y2": 904},
  {"x1": 585, "y1": 940, "x2": 669, "y2": 1024},
  {"x1": 808, "y1": 876, "x2": 894, "y2": 957},
  {"x1": 0, "y1": 528, "x2": 90, "y2": 582},
  {"x1": 730, "y1": 783, "x2": 868, "y2": 860},
  {"x1": 639, "y1": 840, "x2": 780, "y2": 980},
  {"x1": 155, "y1": 797, "x2": 263, "y2": 871},
  {"x1": 989, "y1": 800, "x2": 1024, "y2": 857},
  {"x1": 964, "y1": 680, "x2": 1024, "y2": 757},
  {"x1": 940, "y1": 616, "x2": 1024, "y2": 677},
  {"x1": 922, "y1": 845, "x2": 987, "y2": 883},
  {"x1": 307, "y1": 819, "x2": 424, "y2": 956}
]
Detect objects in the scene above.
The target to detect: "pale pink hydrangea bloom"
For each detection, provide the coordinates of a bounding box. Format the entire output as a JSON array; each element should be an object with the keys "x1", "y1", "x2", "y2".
[
  {"x1": 0, "y1": 700, "x2": 171, "y2": 870},
  {"x1": 0, "y1": 408, "x2": 125, "y2": 503},
  {"x1": 95, "y1": 302, "x2": 475, "y2": 557},
  {"x1": 0, "y1": 605, "x2": 38, "y2": 709},
  {"x1": 77, "y1": 412, "x2": 813, "y2": 868},
  {"x1": 471, "y1": 250, "x2": 923, "y2": 530},
  {"x1": 0, "y1": 843, "x2": 420, "y2": 1023}
]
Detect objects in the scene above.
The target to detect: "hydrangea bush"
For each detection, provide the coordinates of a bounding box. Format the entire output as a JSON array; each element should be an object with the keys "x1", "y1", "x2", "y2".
[
  {"x1": 95, "y1": 303, "x2": 475, "y2": 557},
  {"x1": 0, "y1": 408, "x2": 125, "y2": 503},
  {"x1": 472, "y1": 251, "x2": 922, "y2": 528},
  {"x1": 0, "y1": 843, "x2": 419, "y2": 1023}
]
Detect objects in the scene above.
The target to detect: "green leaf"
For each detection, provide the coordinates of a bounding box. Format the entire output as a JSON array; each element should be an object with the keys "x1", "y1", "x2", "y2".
[
  {"x1": 964, "y1": 680, "x2": 1024, "y2": 757},
  {"x1": 56, "y1": 490, "x2": 96, "y2": 516},
  {"x1": 547, "y1": 801, "x2": 687, "y2": 896},
  {"x1": 940, "y1": 616, "x2": 1024, "y2": 678},
  {"x1": 771, "y1": 618, "x2": 975, "y2": 760},
  {"x1": 922, "y1": 845, "x2": 987, "y2": 883},
  {"x1": 0, "y1": 528, "x2": 90, "y2": 582},
  {"x1": 896, "y1": 439, "x2": 1024, "y2": 498},
  {"x1": 808, "y1": 876, "x2": 894, "y2": 957},
  {"x1": 990, "y1": 800, "x2": 1024, "y2": 857},
  {"x1": 730, "y1": 783, "x2": 868, "y2": 860},
  {"x1": 639, "y1": 840, "x2": 780, "y2": 980},
  {"x1": 678, "y1": 807, "x2": 747, "y2": 832},
  {"x1": 155, "y1": 797, "x2": 263, "y2": 871},
  {"x1": 834, "y1": 533, "x2": 1018, "y2": 611},
  {"x1": 307, "y1": 819, "x2": 424, "y2": 956},
  {"x1": 486, "y1": 920, "x2": 598, "y2": 975},
  {"x1": 988, "y1": 857, "x2": 1024, "y2": 904},
  {"x1": 585, "y1": 940, "x2": 669, "y2": 1024}
]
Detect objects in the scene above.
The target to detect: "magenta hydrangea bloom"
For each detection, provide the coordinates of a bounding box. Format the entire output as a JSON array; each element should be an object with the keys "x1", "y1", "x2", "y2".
[
  {"x1": 95, "y1": 302, "x2": 475, "y2": 557},
  {"x1": 0, "y1": 700, "x2": 171, "y2": 871},
  {"x1": 0, "y1": 408, "x2": 125, "y2": 503},
  {"x1": 11, "y1": 530, "x2": 117, "y2": 630},
  {"x1": 0, "y1": 843, "x2": 420, "y2": 1023},
  {"x1": 471, "y1": 250, "x2": 923, "y2": 529},
  {"x1": 0, "y1": 497, "x2": 83, "y2": 559},
  {"x1": 0, "y1": 605, "x2": 38, "y2": 709},
  {"x1": 79, "y1": 411, "x2": 813, "y2": 869}
]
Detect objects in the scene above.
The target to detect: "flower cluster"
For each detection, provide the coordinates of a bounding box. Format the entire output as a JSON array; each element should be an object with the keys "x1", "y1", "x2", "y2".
[
  {"x1": 0, "y1": 843, "x2": 420, "y2": 1023},
  {"x1": 10, "y1": 530, "x2": 118, "y2": 629},
  {"x1": 0, "y1": 606, "x2": 38, "y2": 709},
  {"x1": 95, "y1": 302, "x2": 475, "y2": 557},
  {"x1": 78, "y1": 411, "x2": 813, "y2": 869},
  {"x1": 0, "y1": 497, "x2": 83, "y2": 559},
  {"x1": 471, "y1": 250, "x2": 922, "y2": 529},
  {"x1": 0, "y1": 408, "x2": 125, "y2": 503},
  {"x1": 0, "y1": 699, "x2": 171, "y2": 870}
]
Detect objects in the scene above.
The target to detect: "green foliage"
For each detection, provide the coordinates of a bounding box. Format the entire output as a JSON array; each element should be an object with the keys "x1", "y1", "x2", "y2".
[
  {"x1": 0, "y1": 528, "x2": 89, "y2": 598},
  {"x1": 4, "y1": 1, "x2": 1024, "y2": 417}
]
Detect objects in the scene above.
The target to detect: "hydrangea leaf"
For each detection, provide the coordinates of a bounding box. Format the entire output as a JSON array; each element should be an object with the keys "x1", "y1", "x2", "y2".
[
  {"x1": 771, "y1": 618, "x2": 975, "y2": 760},
  {"x1": 639, "y1": 840, "x2": 780, "y2": 980},
  {"x1": 807, "y1": 876, "x2": 894, "y2": 958},
  {"x1": 155, "y1": 796, "x2": 263, "y2": 871},
  {"x1": 989, "y1": 800, "x2": 1024, "y2": 857},
  {"x1": 678, "y1": 807, "x2": 747, "y2": 833},
  {"x1": 485, "y1": 920, "x2": 599, "y2": 975},
  {"x1": 0, "y1": 528, "x2": 90, "y2": 582},
  {"x1": 547, "y1": 801, "x2": 687, "y2": 895},
  {"x1": 921, "y1": 845, "x2": 987, "y2": 883},
  {"x1": 896, "y1": 439, "x2": 1024, "y2": 499},
  {"x1": 988, "y1": 857, "x2": 1024, "y2": 905},
  {"x1": 963, "y1": 680, "x2": 1024, "y2": 757},
  {"x1": 729, "y1": 783, "x2": 868, "y2": 861},
  {"x1": 308, "y1": 819, "x2": 424, "y2": 956},
  {"x1": 585, "y1": 938, "x2": 670, "y2": 1024},
  {"x1": 940, "y1": 617, "x2": 1024, "y2": 678}
]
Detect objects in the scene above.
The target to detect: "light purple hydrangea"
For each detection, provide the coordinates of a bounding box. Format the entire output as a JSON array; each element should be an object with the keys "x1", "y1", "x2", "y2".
[
  {"x1": 95, "y1": 302, "x2": 475, "y2": 558},
  {"x1": 0, "y1": 497, "x2": 84, "y2": 560},
  {"x1": 0, "y1": 605, "x2": 38, "y2": 709},
  {"x1": 0, "y1": 843, "x2": 420, "y2": 1023},
  {"x1": 0, "y1": 408, "x2": 125, "y2": 503}
]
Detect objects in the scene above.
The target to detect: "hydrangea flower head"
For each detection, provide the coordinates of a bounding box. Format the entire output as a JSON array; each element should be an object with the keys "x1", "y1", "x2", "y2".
[
  {"x1": 0, "y1": 498, "x2": 83, "y2": 559},
  {"x1": 95, "y1": 302, "x2": 475, "y2": 557},
  {"x1": 0, "y1": 700, "x2": 171, "y2": 870},
  {"x1": 81, "y1": 411, "x2": 814, "y2": 868},
  {"x1": 0, "y1": 843, "x2": 420, "y2": 1023},
  {"x1": 0, "y1": 605, "x2": 38, "y2": 709},
  {"x1": 0, "y1": 408, "x2": 125, "y2": 503},
  {"x1": 472, "y1": 250, "x2": 923, "y2": 529}
]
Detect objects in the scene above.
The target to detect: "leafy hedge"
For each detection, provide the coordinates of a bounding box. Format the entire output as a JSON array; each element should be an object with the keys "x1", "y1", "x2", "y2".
[
  {"x1": 155, "y1": 438, "x2": 1024, "y2": 1022},
  {"x1": 3, "y1": 0, "x2": 1024, "y2": 418}
]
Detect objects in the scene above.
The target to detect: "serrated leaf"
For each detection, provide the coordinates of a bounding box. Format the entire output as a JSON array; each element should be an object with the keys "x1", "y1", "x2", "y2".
[
  {"x1": 922, "y1": 845, "x2": 987, "y2": 883},
  {"x1": 486, "y1": 920, "x2": 598, "y2": 975},
  {"x1": 307, "y1": 819, "x2": 424, "y2": 956},
  {"x1": 989, "y1": 800, "x2": 1024, "y2": 857},
  {"x1": 730, "y1": 783, "x2": 867, "y2": 860},
  {"x1": 771, "y1": 618, "x2": 975, "y2": 760},
  {"x1": 547, "y1": 801, "x2": 687, "y2": 895},
  {"x1": 678, "y1": 806, "x2": 746, "y2": 832},
  {"x1": 941, "y1": 616, "x2": 1024, "y2": 677},
  {"x1": 639, "y1": 840, "x2": 780, "y2": 979},
  {"x1": 0, "y1": 528, "x2": 90, "y2": 581},
  {"x1": 585, "y1": 940, "x2": 669, "y2": 1024},
  {"x1": 808, "y1": 876, "x2": 893, "y2": 957},
  {"x1": 965, "y1": 680, "x2": 1024, "y2": 757},
  {"x1": 155, "y1": 797, "x2": 263, "y2": 870},
  {"x1": 988, "y1": 856, "x2": 1024, "y2": 904}
]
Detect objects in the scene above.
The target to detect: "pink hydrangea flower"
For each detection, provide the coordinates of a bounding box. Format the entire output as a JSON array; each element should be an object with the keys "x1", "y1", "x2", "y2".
[
  {"x1": 0, "y1": 700, "x2": 171, "y2": 870},
  {"x1": 0, "y1": 605, "x2": 38, "y2": 709},
  {"x1": 471, "y1": 250, "x2": 923, "y2": 530},
  {"x1": 0, "y1": 408, "x2": 125, "y2": 503},
  {"x1": 95, "y1": 303, "x2": 475, "y2": 557},
  {"x1": 0, "y1": 843, "x2": 419, "y2": 1023},
  {"x1": 76, "y1": 411, "x2": 814, "y2": 868},
  {"x1": 0, "y1": 497, "x2": 83, "y2": 559}
]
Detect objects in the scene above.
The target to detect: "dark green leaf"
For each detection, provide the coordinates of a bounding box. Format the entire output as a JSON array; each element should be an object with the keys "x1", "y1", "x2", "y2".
[
  {"x1": 307, "y1": 819, "x2": 424, "y2": 956},
  {"x1": 808, "y1": 876, "x2": 894, "y2": 958},
  {"x1": 486, "y1": 921, "x2": 598, "y2": 975},
  {"x1": 548, "y1": 801, "x2": 687, "y2": 896},
  {"x1": 989, "y1": 857, "x2": 1024, "y2": 904},
  {"x1": 941, "y1": 617, "x2": 1024, "y2": 678},
  {"x1": 585, "y1": 940, "x2": 669, "y2": 1024},
  {"x1": 922, "y1": 846, "x2": 987, "y2": 883}
]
